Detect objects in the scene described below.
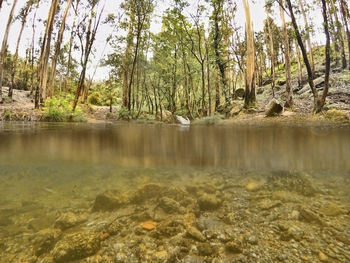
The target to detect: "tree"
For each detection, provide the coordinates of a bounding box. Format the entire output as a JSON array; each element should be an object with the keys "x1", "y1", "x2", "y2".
[
  {"x1": 0, "y1": 0, "x2": 18, "y2": 103},
  {"x1": 339, "y1": 0, "x2": 350, "y2": 70},
  {"x1": 47, "y1": 0, "x2": 74, "y2": 97},
  {"x1": 242, "y1": 0, "x2": 256, "y2": 108},
  {"x1": 72, "y1": 0, "x2": 104, "y2": 111},
  {"x1": 9, "y1": 0, "x2": 35, "y2": 99},
  {"x1": 298, "y1": 0, "x2": 315, "y2": 74},
  {"x1": 35, "y1": 0, "x2": 59, "y2": 108},
  {"x1": 318, "y1": 0, "x2": 331, "y2": 112},
  {"x1": 329, "y1": 0, "x2": 346, "y2": 69},
  {"x1": 264, "y1": 8, "x2": 276, "y2": 98},
  {"x1": 284, "y1": 0, "x2": 318, "y2": 111},
  {"x1": 279, "y1": 0, "x2": 292, "y2": 107}
]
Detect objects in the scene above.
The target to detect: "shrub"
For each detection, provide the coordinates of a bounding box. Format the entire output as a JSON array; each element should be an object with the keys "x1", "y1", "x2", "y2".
[
  {"x1": 43, "y1": 96, "x2": 86, "y2": 122},
  {"x1": 324, "y1": 109, "x2": 349, "y2": 122}
]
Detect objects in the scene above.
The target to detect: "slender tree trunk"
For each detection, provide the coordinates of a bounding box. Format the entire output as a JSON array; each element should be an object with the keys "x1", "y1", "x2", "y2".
[
  {"x1": 317, "y1": 0, "x2": 331, "y2": 112},
  {"x1": 48, "y1": 0, "x2": 73, "y2": 98},
  {"x1": 9, "y1": 3, "x2": 31, "y2": 98},
  {"x1": 215, "y1": 69, "x2": 220, "y2": 110},
  {"x1": 243, "y1": 0, "x2": 256, "y2": 108},
  {"x1": 35, "y1": 0, "x2": 59, "y2": 108},
  {"x1": 330, "y1": 0, "x2": 347, "y2": 69},
  {"x1": 266, "y1": 12, "x2": 275, "y2": 98},
  {"x1": 205, "y1": 40, "x2": 211, "y2": 116},
  {"x1": 340, "y1": 0, "x2": 350, "y2": 70},
  {"x1": 296, "y1": 40, "x2": 303, "y2": 88},
  {"x1": 122, "y1": 8, "x2": 135, "y2": 109},
  {"x1": 0, "y1": 0, "x2": 18, "y2": 102},
  {"x1": 280, "y1": 2, "x2": 292, "y2": 107},
  {"x1": 298, "y1": 0, "x2": 315, "y2": 74},
  {"x1": 64, "y1": 4, "x2": 78, "y2": 93},
  {"x1": 285, "y1": 0, "x2": 318, "y2": 110},
  {"x1": 30, "y1": 1, "x2": 40, "y2": 96}
]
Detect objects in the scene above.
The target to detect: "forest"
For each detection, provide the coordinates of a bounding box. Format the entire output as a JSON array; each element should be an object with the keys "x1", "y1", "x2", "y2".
[{"x1": 0, "y1": 0, "x2": 349, "y2": 123}]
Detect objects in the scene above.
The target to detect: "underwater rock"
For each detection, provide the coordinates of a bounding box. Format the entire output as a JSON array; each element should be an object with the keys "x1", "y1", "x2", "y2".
[
  {"x1": 225, "y1": 241, "x2": 243, "y2": 254},
  {"x1": 197, "y1": 194, "x2": 221, "y2": 211},
  {"x1": 319, "y1": 203, "x2": 343, "y2": 216},
  {"x1": 33, "y1": 228, "x2": 61, "y2": 256},
  {"x1": 186, "y1": 225, "x2": 206, "y2": 242},
  {"x1": 130, "y1": 184, "x2": 165, "y2": 203},
  {"x1": 265, "y1": 171, "x2": 317, "y2": 197},
  {"x1": 92, "y1": 190, "x2": 127, "y2": 211},
  {"x1": 299, "y1": 208, "x2": 324, "y2": 225},
  {"x1": 141, "y1": 221, "x2": 157, "y2": 231},
  {"x1": 159, "y1": 197, "x2": 185, "y2": 214},
  {"x1": 280, "y1": 226, "x2": 304, "y2": 241},
  {"x1": 52, "y1": 231, "x2": 101, "y2": 262},
  {"x1": 54, "y1": 212, "x2": 86, "y2": 230},
  {"x1": 197, "y1": 243, "x2": 218, "y2": 256},
  {"x1": 258, "y1": 199, "x2": 282, "y2": 210},
  {"x1": 319, "y1": 251, "x2": 328, "y2": 262},
  {"x1": 245, "y1": 181, "x2": 262, "y2": 191}
]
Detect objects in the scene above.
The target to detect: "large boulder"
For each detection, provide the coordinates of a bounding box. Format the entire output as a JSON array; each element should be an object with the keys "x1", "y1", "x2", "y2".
[
  {"x1": 233, "y1": 88, "x2": 245, "y2": 99},
  {"x1": 92, "y1": 190, "x2": 128, "y2": 212},
  {"x1": 265, "y1": 98, "x2": 284, "y2": 117},
  {"x1": 175, "y1": 115, "x2": 190, "y2": 125},
  {"x1": 156, "y1": 110, "x2": 174, "y2": 123}
]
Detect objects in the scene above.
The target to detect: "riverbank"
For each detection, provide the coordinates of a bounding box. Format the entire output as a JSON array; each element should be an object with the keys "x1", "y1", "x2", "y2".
[{"x1": 1, "y1": 66, "x2": 350, "y2": 125}]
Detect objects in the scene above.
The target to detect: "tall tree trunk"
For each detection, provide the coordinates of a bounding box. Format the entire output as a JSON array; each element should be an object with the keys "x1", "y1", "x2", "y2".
[
  {"x1": 35, "y1": 0, "x2": 59, "y2": 108},
  {"x1": 296, "y1": 40, "x2": 303, "y2": 88},
  {"x1": 298, "y1": 0, "x2": 315, "y2": 74},
  {"x1": 330, "y1": 0, "x2": 347, "y2": 69},
  {"x1": 48, "y1": 0, "x2": 73, "y2": 98},
  {"x1": 340, "y1": 0, "x2": 350, "y2": 70},
  {"x1": 30, "y1": 1, "x2": 40, "y2": 96},
  {"x1": 0, "y1": 0, "x2": 18, "y2": 102},
  {"x1": 122, "y1": 8, "x2": 135, "y2": 109},
  {"x1": 9, "y1": 2, "x2": 32, "y2": 98},
  {"x1": 64, "y1": 1, "x2": 79, "y2": 93},
  {"x1": 243, "y1": 0, "x2": 256, "y2": 108},
  {"x1": 285, "y1": 0, "x2": 318, "y2": 110},
  {"x1": 280, "y1": 2, "x2": 292, "y2": 107},
  {"x1": 215, "y1": 69, "x2": 220, "y2": 110},
  {"x1": 265, "y1": 12, "x2": 275, "y2": 98},
  {"x1": 205, "y1": 40, "x2": 211, "y2": 116},
  {"x1": 317, "y1": 0, "x2": 331, "y2": 112}
]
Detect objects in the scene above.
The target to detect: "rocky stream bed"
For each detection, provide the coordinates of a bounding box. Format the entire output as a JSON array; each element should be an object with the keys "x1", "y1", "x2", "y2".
[{"x1": 0, "y1": 169, "x2": 350, "y2": 263}]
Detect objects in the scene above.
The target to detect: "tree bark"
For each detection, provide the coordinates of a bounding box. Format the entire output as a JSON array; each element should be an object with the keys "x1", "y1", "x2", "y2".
[
  {"x1": 35, "y1": 0, "x2": 59, "y2": 108},
  {"x1": 47, "y1": 0, "x2": 73, "y2": 97},
  {"x1": 242, "y1": 0, "x2": 256, "y2": 108},
  {"x1": 298, "y1": 0, "x2": 315, "y2": 74},
  {"x1": 330, "y1": 0, "x2": 347, "y2": 69},
  {"x1": 9, "y1": 1, "x2": 32, "y2": 98},
  {"x1": 285, "y1": 0, "x2": 318, "y2": 110},
  {"x1": 0, "y1": 0, "x2": 18, "y2": 102},
  {"x1": 317, "y1": 0, "x2": 331, "y2": 112},
  {"x1": 265, "y1": 12, "x2": 275, "y2": 98},
  {"x1": 279, "y1": 2, "x2": 293, "y2": 107},
  {"x1": 340, "y1": 0, "x2": 350, "y2": 70}
]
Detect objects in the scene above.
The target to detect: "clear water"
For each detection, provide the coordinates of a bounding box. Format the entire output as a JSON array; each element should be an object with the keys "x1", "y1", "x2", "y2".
[{"x1": 0, "y1": 122, "x2": 349, "y2": 262}]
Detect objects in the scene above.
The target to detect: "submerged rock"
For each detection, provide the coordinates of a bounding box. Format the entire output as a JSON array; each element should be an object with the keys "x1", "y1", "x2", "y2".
[
  {"x1": 319, "y1": 203, "x2": 343, "y2": 216},
  {"x1": 92, "y1": 190, "x2": 127, "y2": 211},
  {"x1": 197, "y1": 194, "x2": 221, "y2": 211},
  {"x1": 54, "y1": 212, "x2": 86, "y2": 230},
  {"x1": 33, "y1": 228, "x2": 62, "y2": 256},
  {"x1": 225, "y1": 241, "x2": 243, "y2": 254},
  {"x1": 52, "y1": 231, "x2": 101, "y2": 262},
  {"x1": 186, "y1": 225, "x2": 206, "y2": 242},
  {"x1": 265, "y1": 171, "x2": 317, "y2": 197},
  {"x1": 130, "y1": 184, "x2": 165, "y2": 203},
  {"x1": 159, "y1": 197, "x2": 185, "y2": 214}
]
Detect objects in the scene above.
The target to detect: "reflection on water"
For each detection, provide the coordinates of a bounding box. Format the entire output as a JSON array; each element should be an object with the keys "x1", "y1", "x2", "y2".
[
  {"x1": 0, "y1": 122, "x2": 350, "y2": 171},
  {"x1": 0, "y1": 122, "x2": 349, "y2": 262}
]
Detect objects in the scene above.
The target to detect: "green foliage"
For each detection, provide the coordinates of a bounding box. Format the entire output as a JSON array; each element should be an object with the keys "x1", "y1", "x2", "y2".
[
  {"x1": 324, "y1": 109, "x2": 349, "y2": 122},
  {"x1": 88, "y1": 92, "x2": 102, "y2": 106},
  {"x1": 43, "y1": 95, "x2": 86, "y2": 122},
  {"x1": 117, "y1": 107, "x2": 135, "y2": 120}
]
